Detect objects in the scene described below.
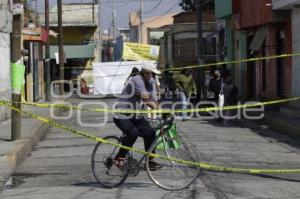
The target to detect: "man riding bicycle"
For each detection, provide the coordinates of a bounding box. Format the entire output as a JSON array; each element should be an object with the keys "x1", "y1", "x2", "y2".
[{"x1": 113, "y1": 62, "x2": 162, "y2": 171}]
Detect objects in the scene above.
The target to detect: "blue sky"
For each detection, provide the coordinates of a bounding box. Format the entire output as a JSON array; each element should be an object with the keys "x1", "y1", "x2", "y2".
[{"x1": 35, "y1": 0, "x2": 183, "y2": 31}]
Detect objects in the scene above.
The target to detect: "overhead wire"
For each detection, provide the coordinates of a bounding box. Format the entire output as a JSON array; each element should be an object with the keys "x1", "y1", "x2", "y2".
[
  {"x1": 142, "y1": 0, "x2": 180, "y2": 24},
  {"x1": 142, "y1": 0, "x2": 163, "y2": 14}
]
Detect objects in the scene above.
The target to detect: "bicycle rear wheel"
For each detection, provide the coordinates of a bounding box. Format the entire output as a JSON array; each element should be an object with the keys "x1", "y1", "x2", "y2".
[
  {"x1": 146, "y1": 134, "x2": 200, "y2": 191},
  {"x1": 91, "y1": 136, "x2": 128, "y2": 188}
]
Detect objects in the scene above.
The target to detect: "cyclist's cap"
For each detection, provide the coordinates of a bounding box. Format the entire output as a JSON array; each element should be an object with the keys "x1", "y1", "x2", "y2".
[{"x1": 141, "y1": 62, "x2": 161, "y2": 75}]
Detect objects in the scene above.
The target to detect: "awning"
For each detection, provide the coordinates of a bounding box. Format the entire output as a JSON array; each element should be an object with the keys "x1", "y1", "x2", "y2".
[
  {"x1": 49, "y1": 43, "x2": 95, "y2": 59},
  {"x1": 249, "y1": 27, "x2": 268, "y2": 51}
]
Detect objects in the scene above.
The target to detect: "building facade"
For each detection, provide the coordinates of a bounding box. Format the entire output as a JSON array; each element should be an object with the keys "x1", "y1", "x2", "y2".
[
  {"x1": 215, "y1": 0, "x2": 292, "y2": 101},
  {"x1": 0, "y1": 1, "x2": 12, "y2": 121},
  {"x1": 44, "y1": 3, "x2": 98, "y2": 85},
  {"x1": 129, "y1": 12, "x2": 177, "y2": 44},
  {"x1": 273, "y1": 0, "x2": 300, "y2": 98},
  {"x1": 162, "y1": 11, "x2": 217, "y2": 68},
  {"x1": 23, "y1": 26, "x2": 48, "y2": 102}
]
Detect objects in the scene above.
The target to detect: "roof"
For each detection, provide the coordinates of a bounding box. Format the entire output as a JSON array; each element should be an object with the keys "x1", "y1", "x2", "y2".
[
  {"x1": 49, "y1": 43, "x2": 96, "y2": 59},
  {"x1": 173, "y1": 11, "x2": 216, "y2": 24},
  {"x1": 41, "y1": 3, "x2": 97, "y2": 27},
  {"x1": 129, "y1": 12, "x2": 178, "y2": 27}
]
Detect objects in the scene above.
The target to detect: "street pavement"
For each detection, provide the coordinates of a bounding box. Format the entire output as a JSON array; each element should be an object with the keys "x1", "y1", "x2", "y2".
[{"x1": 0, "y1": 97, "x2": 300, "y2": 199}]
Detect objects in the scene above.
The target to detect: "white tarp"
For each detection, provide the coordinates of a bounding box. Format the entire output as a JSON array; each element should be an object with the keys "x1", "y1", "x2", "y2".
[{"x1": 93, "y1": 61, "x2": 155, "y2": 95}]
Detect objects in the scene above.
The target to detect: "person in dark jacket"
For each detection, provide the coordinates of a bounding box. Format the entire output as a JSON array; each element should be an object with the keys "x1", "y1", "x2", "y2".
[
  {"x1": 208, "y1": 70, "x2": 222, "y2": 102},
  {"x1": 208, "y1": 70, "x2": 223, "y2": 121},
  {"x1": 222, "y1": 76, "x2": 238, "y2": 126},
  {"x1": 220, "y1": 64, "x2": 230, "y2": 81}
]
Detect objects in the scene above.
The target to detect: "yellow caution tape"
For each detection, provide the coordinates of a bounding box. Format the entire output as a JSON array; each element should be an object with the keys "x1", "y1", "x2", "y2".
[
  {"x1": 46, "y1": 52, "x2": 300, "y2": 82},
  {"x1": 1, "y1": 99, "x2": 300, "y2": 174},
  {"x1": 161, "y1": 52, "x2": 300, "y2": 72},
  {"x1": 8, "y1": 96, "x2": 300, "y2": 114},
  {"x1": 54, "y1": 52, "x2": 300, "y2": 73},
  {"x1": 54, "y1": 53, "x2": 300, "y2": 75}
]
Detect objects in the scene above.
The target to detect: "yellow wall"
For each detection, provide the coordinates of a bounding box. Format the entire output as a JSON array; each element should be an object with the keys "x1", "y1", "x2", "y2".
[{"x1": 49, "y1": 26, "x2": 97, "y2": 45}]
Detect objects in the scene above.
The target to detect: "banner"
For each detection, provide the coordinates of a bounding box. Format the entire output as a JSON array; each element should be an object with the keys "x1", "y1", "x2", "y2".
[
  {"x1": 92, "y1": 61, "x2": 155, "y2": 95},
  {"x1": 122, "y1": 42, "x2": 160, "y2": 61},
  {"x1": 11, "y1": 61, "x2": 25, "y2": 94}
]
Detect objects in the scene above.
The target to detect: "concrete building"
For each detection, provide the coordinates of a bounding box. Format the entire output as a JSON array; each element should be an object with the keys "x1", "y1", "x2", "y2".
[
  {"x1": 215, "y1": 0, "x2": 244, "y2": 82},
  {"x1": 214, "y1": 0, "x2": 300, "y2": 137},
  {"x1": 215, "y1": 0, "x2": 293, "y2": 101},
  {"x1": 272, "y1": 0, "x2": 300, "y2": 117},
  {"x1": 22, "y1": 26, "x2": 48, "y2": 102},
  {"x1": 41, "y1": 3, "x2": 98, "y2": 85},
  {"x1": 272, "y1": 0, "x2": 300, "y2": 98},
  {"x1": 129, "y1": 12, "x2": 177, "y2": 44},
  {"x1": 0, "y1": 1, "x2": 12, "y2": 121},
  {"x1": 162, "y1": 11, "x2": 217, "y2": 68}
]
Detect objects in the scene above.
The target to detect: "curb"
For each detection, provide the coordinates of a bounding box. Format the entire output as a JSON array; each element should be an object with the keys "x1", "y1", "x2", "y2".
[
  {"x1": 0, "y1": 109, "x2": 62, "y2": 191},
  {"x1": 4, "y1": 122, "x2": 49, "y2": 169},
  {"x1": 264, "y1": 114, "x2": 300, "y2": 140},
  {"x1": 231, "y1": 113, "x2": 300, "y2": 140}
]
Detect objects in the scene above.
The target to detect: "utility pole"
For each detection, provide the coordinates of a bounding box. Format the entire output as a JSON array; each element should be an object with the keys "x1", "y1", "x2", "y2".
[
  {"x1": 112, "y1": 0, "x2": 116, "y2": 41},
  {"x1": 196, "y1": 0, "x2": 205, "y2": 101},
  {"x1": 45, "y1": 0, "x2": 51, "y2": 101},
  {"x1": 57, "y1": 0, "x2": 64, "y2": 95},
  {"x1": 139, "y1": 0, "x2": 143, "y2": 43},
  {"x1": 98, "y1": 0, "x2": 102, "y2": 62},
  {"x1": 35, "y1": 0, "x2": 38, "y2": 22},
  {"x1": 111, "y1": 0, "x2": 116, "y2": 61},
  {"x1": 11, "y1": 0, "x2": 23, "y2": 140}
]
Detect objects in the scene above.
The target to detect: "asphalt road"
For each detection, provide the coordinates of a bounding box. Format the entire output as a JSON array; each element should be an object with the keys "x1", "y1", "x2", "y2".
[{"x1": 1, "y1": 98, "x2": 300, "y2": 199}]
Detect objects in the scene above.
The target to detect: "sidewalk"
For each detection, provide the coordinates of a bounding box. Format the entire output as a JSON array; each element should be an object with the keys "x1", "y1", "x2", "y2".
[
  {"x1": 230, "y1": 111, "x2": 300, "y2": 140},
  {"x1": 0, "y1": 104, "x2": 61, "y2": 191},
  {"x1": 264, "y1": 110, "x2": 300, "y2": 139}
]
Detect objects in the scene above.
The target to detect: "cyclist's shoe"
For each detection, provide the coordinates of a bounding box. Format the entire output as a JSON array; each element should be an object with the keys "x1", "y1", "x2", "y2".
[
  {"x1": 145, "y1": 160, "x2": 163, "y2": 171},
  {"x1": 114, "y1": 157, "x2": 125, "y2": 171}
]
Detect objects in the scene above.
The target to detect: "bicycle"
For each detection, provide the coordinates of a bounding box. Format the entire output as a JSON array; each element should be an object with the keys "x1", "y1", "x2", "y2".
[{"x1": 91, "y1": 114, "x2": 200, "y2": 191}]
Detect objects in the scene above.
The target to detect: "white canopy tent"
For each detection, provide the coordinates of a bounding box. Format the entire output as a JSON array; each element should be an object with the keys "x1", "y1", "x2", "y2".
[{"x1": 92, "y1": 61, "x2": 155, "y2": 96}]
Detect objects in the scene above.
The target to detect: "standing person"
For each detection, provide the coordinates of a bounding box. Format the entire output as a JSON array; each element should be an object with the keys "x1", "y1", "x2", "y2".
[
  {"x1": 150, "y1": 72, "x2": 161, "y2": 101},
  {"x1": 146, "y1": 72, "x2": 161, "y2": 119},
  {"x1": 175, "y1": 69, "x2": 196, "y2": 121},
  {"x1": 113, "y1": 62, "x2": 162, "y2": 170},
  {"x1": 220, "y1": 64, "x2": 230, "y2": 81},
  {"x1": 209, "y1": 70, "x2": 222, "y2": 102},
  {"x1": 209, "y1": 70, "x2": 223, "y2": 121},
  {"x1": 222, "y1": 76, "x2": 238, "y2": 126},
  {"x1": 205, "y1": 70, "x2": 215, "y2": 100},
  {"x1": 124, "y1": 67, "x2": 139, "y2": 85}
]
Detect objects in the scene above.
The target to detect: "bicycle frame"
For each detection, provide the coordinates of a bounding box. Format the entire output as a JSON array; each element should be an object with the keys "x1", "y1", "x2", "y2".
[
  {"x1": 125, "y1": 117, "x2": 174, "y2": 166},
  {"x1": 91, "y1": 114, "x2": 200, "y2": 190}
]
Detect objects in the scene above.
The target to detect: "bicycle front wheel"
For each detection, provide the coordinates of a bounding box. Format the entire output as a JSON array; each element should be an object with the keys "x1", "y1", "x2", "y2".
[
  {"x1": 146, "y1": 135, "x2": 200, "y2": 191},
  {"x1": 91, "y1": 136, "x2": 128, "y2": 188}
]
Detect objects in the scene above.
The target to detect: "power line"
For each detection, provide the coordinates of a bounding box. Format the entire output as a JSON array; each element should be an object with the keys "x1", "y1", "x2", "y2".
[
  {"x1": 143, "y1": 0, "x2": 180, "y2": 24},
  {"x1": 143, "y1": 0, "x2": 162, "y2": 14}
]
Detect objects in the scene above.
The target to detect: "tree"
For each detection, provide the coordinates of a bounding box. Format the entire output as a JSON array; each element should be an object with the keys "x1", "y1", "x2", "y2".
[
  {"x1": 179, "y1": 0, "x2": 215, "y2": 11},
  {"x1": 179, "y1": 0, "x2": 196, "y2": 11}
]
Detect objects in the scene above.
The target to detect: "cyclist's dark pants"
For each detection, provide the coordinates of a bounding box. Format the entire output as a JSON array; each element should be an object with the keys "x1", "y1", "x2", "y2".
[{"x1": 113, "y1": 117, "x2": 156, "y2": 158}]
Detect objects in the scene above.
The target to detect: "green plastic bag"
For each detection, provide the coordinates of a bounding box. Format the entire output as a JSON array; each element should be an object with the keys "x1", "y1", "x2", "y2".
[
  {"x1": 156, "y1": 123, "x2": 182, "y2": 150},
  {"x1": 11, "y1": 62, "x2": 25, "y2": 94}
]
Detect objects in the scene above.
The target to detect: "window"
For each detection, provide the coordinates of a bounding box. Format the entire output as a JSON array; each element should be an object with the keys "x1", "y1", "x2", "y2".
[{"x1": 149, "y1": 31, "x2": 164, "y2": 45}]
